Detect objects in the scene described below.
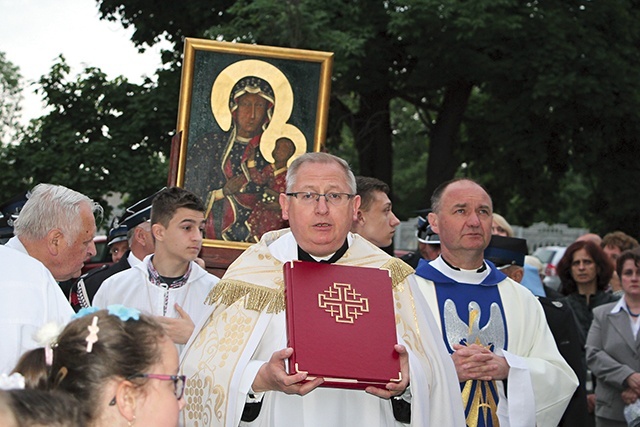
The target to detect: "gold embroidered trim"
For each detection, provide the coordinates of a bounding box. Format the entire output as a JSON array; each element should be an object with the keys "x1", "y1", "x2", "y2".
[
  {"x1": 382, "y1": 258, "x2": 415, "y2": 289},
  {"x1": 205, "y1": 279, "x2": 285, "y2": 313}
]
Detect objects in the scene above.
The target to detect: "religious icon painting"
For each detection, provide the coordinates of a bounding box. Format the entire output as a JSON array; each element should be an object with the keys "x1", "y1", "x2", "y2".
[{"x1": 171, "y1": 38, "x2": 333, "y2": 253}]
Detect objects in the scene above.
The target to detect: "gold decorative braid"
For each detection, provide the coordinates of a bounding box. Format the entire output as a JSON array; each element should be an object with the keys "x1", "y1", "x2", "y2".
[
  {"x1": 205, "y1": 279, "x2": 285, "y2": 313},
  {"x1": 381, "y1": 258, "x2": 415, "y2": 290},
  {"x1": 461, "y1": 379, "x2": 500, "y2": 427}
]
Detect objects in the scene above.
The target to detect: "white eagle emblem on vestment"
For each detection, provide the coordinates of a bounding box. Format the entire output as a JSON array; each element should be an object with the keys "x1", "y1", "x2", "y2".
[
  {"x1": 443, "y1": 299, "x2": 505, "y2": 427},
  {"x1": 443, "y1": 299, "x2": 505, "y2": 350}
]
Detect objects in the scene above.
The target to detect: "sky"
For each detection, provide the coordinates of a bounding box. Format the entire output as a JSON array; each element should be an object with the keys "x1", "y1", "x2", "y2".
[{"x1": 0, "y1": 0, "x2": 168, "y2": 124}]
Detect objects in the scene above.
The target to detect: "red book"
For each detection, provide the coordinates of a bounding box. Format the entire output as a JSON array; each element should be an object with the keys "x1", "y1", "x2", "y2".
[{"x1": 284, "y1": 260, "x2": 401, "y2": 389}]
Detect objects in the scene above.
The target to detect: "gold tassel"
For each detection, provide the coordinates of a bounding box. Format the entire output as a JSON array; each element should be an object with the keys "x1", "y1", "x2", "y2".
[{"x1": 205, "y1": 280, "x2": 285, "y2": 313}]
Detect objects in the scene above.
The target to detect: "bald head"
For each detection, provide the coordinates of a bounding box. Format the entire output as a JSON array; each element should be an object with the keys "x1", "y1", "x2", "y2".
[{"x1": 428, "y1": 179, "x2": 493, "y2": 269}]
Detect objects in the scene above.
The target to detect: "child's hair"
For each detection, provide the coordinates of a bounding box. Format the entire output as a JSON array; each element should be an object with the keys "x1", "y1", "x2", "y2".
[
  {"x1": 2, "y1": 388, "x2": 85, "y2": 427},
  {"x1": 150, "y1": 186, "x2": 205, "y2": 228},
  {"x1": 14, "y1": 309, "x2": 166, "y2": 423},
  {"x1": 12, "y1": 348, "x2": 48, "y2": 389}
]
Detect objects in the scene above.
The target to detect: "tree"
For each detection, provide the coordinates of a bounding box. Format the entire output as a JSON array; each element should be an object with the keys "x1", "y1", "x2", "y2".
[
  {"x1": 451, "y1": 0, "x2": 640, "y2": 235},
  {"x1": 89, "y1": 0, "x2": 640, "y2": 236},
  {"x1": 390, "y1": 99, "x2": 429, "y2": 218},
  {"x1": 96, "y1": 0, "x2": 402, "y2": 188},
  {"x1": 0, "y1": 51, "x2": 22, "y2": 146},
  {"x1": 0, "y1": 56, "x2": 167, "y2": 218}
]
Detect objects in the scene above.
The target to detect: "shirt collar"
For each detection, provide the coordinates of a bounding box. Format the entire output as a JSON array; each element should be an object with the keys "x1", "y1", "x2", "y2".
[
  {"x1": 269, "y1": 230, "x2": 354, "y2": 263},
  {"x1": 430, "y1": 256, "x2": 491, "y2": 285},
  {"x1": 611, "y1": 298, "x2": 629, "y2": 314}
]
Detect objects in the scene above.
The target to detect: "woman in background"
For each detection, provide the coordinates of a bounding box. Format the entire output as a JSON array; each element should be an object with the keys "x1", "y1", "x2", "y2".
[
  {"x1": 587, "y1": 249, "x2": 640, "y2": 426},
  {"x1": 559, "y1": 240, "x2": 617, "y2": 339},
  {"x1": 491, "y1": 213, "x2": 514, "y2": 237},
  {"x1": 559, "y1": 240, "x2": 617, "y2": 420}
]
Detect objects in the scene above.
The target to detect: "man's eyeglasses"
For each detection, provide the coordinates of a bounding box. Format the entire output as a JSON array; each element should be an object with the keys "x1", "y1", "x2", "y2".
[
  {"x1": 286, "y1": 192, "x2": 355, "y2": 206},
  {"x1": 128, "y1": 374, "x2": 186, "y2": 400}
]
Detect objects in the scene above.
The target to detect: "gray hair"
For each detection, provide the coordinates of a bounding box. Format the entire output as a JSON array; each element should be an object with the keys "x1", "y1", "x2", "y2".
[
  {"x1": 14, "y1": 184, "x2": 102, "y2": 242},
  {"x1": 127, "y1": 221, "x2": 150, "y2": 245},
  {"x1": 286, "y1": 152, "x2": 356, "y2": 193}
]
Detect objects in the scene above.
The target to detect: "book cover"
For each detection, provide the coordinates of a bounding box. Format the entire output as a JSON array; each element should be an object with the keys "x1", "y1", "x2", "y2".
[{"x1": 284, "y1": 260, "x2": 401, "y2": 389}]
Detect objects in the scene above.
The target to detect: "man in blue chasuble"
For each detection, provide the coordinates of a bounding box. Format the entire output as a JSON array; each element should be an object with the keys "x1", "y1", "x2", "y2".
[{"x1": 414, "y1": 178, "x2": 578, "y2": 427}]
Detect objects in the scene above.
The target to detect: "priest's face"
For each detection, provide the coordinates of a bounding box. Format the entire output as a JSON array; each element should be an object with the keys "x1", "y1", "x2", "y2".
[
  {"x1": 428, "y1": 180, "x2": 492, "y2": 262},
  {"x1": 280, "y1": 161, "x2": 360, "y2": 257}
]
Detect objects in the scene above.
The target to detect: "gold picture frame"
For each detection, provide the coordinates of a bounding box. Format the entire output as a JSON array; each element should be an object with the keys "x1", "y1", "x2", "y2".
[{"x1": 172, "y1": 38, "x2": 333, "y2": 260}]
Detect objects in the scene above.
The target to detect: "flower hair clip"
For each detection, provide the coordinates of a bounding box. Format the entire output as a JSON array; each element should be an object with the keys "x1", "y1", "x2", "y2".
[
  {"x1": 85, "y1": 316, "x2": 100, "y2": 353},
  {"x1": 73, "y1": 305, "x2": 140, "y2": 322},
  {"x1": 0, "y1": 373, "x2": 25, "y2": 390},
  {"x1": 33, "y1": 322, "x2": 64, "y2": 366},
  {"x1": 72, "y1": 306, "x2": 99, "y2": 320},
  {"x1": 107, "y1": 305, "x2": 140, "y2": 321}
]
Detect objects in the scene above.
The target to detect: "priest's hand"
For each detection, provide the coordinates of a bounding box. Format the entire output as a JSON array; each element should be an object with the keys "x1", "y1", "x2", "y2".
[
  {"x1": 252, "y1": 348, "x2": 324, "y2": 396},
  {"x1": 156, "y1": 304, "x2": 195, "y2": 345},
  {"x1": 452, "y1": 343, "x2": 510, "y2": 382},
  {"x1": 365, "y1": 344, "x2": 410, "y2": 399}
]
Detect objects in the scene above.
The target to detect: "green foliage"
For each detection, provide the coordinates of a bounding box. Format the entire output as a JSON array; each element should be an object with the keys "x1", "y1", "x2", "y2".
[
  {"x1": 4, "y1": 0, "x2": 640, "y2": 238},
  {"x1": 0, "y1": 56, "x2": 167, "y2": 220},
  {"x1": 390, "y1": 99, "x2": 428, "y2": 219},
  {"x1": 384, "y1": 0, "x2": 640, "y2": 236},
  {"x1": 0, "y1": 51, "x2": 23, "y2": 145}
]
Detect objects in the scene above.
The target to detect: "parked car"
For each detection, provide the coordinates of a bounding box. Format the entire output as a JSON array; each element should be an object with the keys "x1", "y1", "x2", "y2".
[{"x1": 532, "y1": 245, "x2": 567, "y2": 291}]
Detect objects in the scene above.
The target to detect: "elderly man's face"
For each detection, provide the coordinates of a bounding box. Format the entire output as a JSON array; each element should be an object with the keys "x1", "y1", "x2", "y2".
[
  {"x1": 280, "y1": 161, "x2": 360, "y2": 257},
  {"x1": 53, "y1": 203, "x2": 97, "y2": 281},
  {"x1": 429, "y1": 180, "x2": 493, "y2": 259}
]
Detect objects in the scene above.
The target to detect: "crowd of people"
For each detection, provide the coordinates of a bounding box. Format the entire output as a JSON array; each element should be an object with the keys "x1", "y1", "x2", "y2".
[{"x1": 1, "y1": 152, "x2": 638, "y2": 427}]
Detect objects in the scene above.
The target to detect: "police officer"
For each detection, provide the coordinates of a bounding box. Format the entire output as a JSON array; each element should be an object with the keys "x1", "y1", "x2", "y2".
[{"x1": 107, "y1": 221, "x2": 128, "y2": 263}]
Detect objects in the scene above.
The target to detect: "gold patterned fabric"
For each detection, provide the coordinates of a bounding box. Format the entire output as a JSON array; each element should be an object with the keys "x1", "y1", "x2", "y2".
[{"x1": 180, "y1": 229, "x2": 465, "y2": 427}]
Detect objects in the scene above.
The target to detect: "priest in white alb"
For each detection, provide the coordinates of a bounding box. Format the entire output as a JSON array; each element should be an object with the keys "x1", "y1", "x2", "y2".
[
  {"x1": 180, "y1": 153, "x2": 465, "y2": 427},
  {"x1": 414, "y1": 178, "x2": 578, "y2": 427}
]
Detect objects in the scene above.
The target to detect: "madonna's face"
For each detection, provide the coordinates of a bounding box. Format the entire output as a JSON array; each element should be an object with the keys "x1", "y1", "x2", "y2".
[{"x1": 235, "y1": 93, "x2": 269, "y2": 138}]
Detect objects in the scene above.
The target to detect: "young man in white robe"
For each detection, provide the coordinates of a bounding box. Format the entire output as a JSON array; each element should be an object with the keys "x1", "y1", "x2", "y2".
[
  {"x1": 414, "y1": 178, "x2": 579, "y2": 427},
  {"x1": 180, "y1": 152, "x2": 465, "y2": 427},
  {"x1": 0, "y1": 183, "x2": 100, "y2": 373},
  {"x1": 93, "y1": 187, "x2": 219, "y2": 350}
]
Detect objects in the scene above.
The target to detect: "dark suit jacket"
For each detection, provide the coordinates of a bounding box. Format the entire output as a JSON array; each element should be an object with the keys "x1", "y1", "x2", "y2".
[
  {"x1": 70, "y1": 252, "x2": 133, "y2": 311},
  {"x1": 586, "y1": 301, "x2": 640, "y2": 422},
  {"x1": 539, "y1": 297, "x2": 591, "y2": 426}
]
